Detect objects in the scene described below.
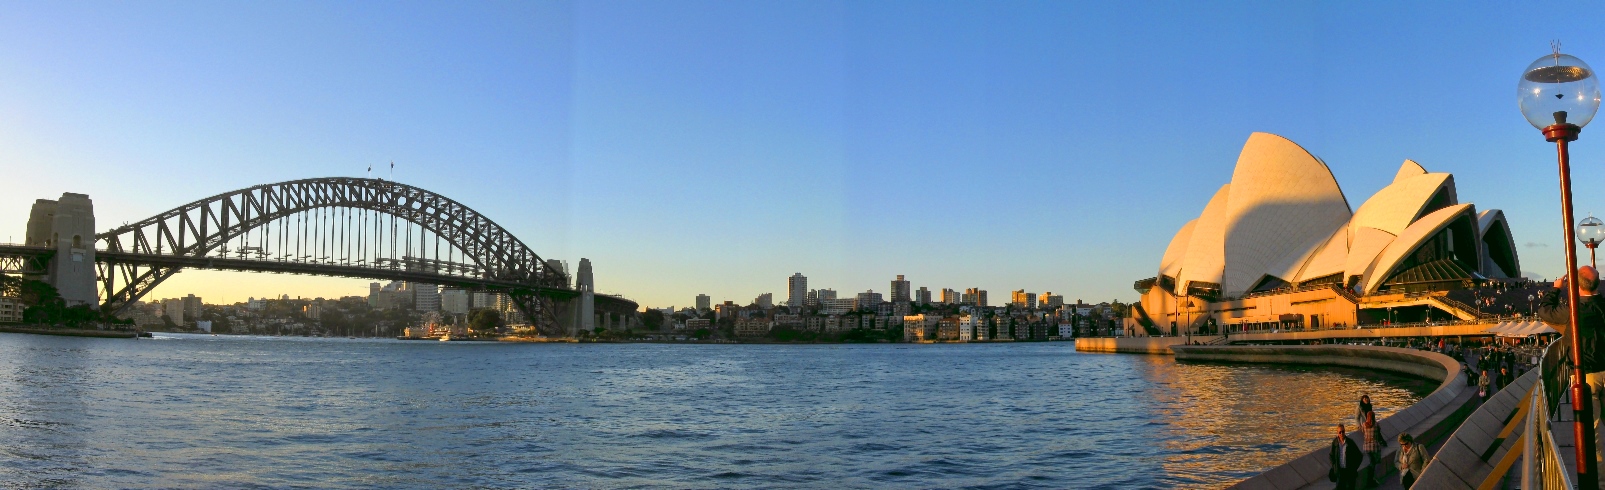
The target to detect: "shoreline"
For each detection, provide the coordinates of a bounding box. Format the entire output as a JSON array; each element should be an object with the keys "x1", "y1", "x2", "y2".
[{"x1": 0, "y1": 326, "x2": 139, "y2": 338}]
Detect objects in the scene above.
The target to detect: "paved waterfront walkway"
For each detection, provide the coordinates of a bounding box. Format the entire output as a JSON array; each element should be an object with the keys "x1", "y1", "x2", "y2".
[{"x1": 1281, "y1": 350, "x2": 1503, "y2": 490}]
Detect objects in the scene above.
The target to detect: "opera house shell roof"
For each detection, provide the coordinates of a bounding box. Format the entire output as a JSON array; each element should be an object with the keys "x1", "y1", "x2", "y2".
[{"x1": 1143, "y1": 132, "x2": 1519, "y2": 302}]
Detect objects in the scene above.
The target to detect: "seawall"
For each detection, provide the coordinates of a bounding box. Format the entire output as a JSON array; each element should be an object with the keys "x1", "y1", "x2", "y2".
[
  {"x1": 0, "y1": 326, "x2": 139, "y2": 338},
  {"x1": 1170, "y1": 345, "x2": 1473, "y2": 489},
  {"x1": 1073, "y1": 337, "x2": 1191, "y2": 355}
]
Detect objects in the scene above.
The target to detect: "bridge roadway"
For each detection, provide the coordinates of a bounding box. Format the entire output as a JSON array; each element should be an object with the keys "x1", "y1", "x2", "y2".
[{"x1": 0, "y1": 243, "x2": 641, "y2": 312}]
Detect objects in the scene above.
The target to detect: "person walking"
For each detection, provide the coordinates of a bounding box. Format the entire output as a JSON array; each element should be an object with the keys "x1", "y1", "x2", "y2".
[
  {"x1": 1360, "y1": 411, "x2": 1386, "y2": 487},
  {"x1": 1396, "y1": 433, "x2": 1426, "y2": 488},
  {"x1": 1330, "y1": 424, "x2": 1364, "y2": 490},
  {"x1": 1355, "y1": 394, "x2": 1373, "y2": 427},
  {"x1": 1538, "y1": 265, "x2": 1605, "y2": 477},
  {"x1": 1478, "y1": 369, "x2": 1491, "y2": 403}
]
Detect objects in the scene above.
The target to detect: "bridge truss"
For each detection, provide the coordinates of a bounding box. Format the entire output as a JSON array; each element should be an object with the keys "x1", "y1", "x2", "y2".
[{"x1": 91, "y1": 178, "x2": 576, "y2": 334}]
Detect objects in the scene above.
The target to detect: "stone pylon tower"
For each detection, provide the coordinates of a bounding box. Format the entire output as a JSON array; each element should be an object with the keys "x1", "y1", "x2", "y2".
[
  {"x1": 577, "y1": 258, "x2": 595, "y2": 334},
  {"x1": 25, "y1": 193, "x2": 99, "y2": 307}
]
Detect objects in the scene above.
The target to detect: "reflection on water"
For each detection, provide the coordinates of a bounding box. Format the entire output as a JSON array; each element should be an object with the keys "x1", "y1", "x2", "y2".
[
  {"x1": 1140, "y1": 357, "x2": 1433, "y2": 487},
  {"x1": 0, "y1": 334, "x2": 1432, "y2": 488}
]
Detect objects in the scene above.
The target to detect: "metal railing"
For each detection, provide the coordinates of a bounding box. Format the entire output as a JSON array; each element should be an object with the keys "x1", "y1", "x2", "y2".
[{"x1": 1522, "y1": 337, "x2": 1575, "y2": 489}]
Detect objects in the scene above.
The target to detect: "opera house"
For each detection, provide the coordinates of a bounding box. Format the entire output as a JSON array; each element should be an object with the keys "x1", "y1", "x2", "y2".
[{"x1": 1131, "y1": 133, "x2": 1521, "y2": 336}]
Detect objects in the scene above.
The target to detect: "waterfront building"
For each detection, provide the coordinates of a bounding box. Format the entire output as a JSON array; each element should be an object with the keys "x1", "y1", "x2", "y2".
[
  {"x1": 890, "y1": 275, "x2": 910, "y2": 303},
  {"x1": 825, "y1": 315, "x2": 843, "y2": 332},
  {"x1": 959, "y1": 314, "x2": 976, "y2": 341},
  {"x1": 695, "y1": 294, "x2": 711, "y2": 312},
  {"x1": 1133, "y1": 133, "x2": 1523, "y2": 334},
  {"x1": 788, "y1": 273, "x2": 807, "y2": 308},
  {"x1": 903, "y1": 314, "x2": 939, "y2": 342},
  {"x1": 774, "y1": 313, "x2": 803, "y2": 328},
  {"x1": 937, "y1": 316, "x2": 961, "y2": 341},
  {"x1": 301, "y1": 304, "x2": 321, "y2": 320},
  {"x1": 734, "y1": 317, "x2": 771, "y2": 337},
  {"x1": 0, "y1": 297, "x2": 21, "y2": 323},
  {"x1": 685, "y1": 318, "x2": 711, "y2": 331},
  {"x1": 857, "y1": 290, "x2": 884, "y2": 308},
  {"x1": 1057, "y1": 323, "x2": 1074, "y2": 338}
]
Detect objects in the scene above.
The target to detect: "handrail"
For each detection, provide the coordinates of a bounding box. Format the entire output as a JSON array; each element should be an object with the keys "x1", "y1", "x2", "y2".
[{"x1": 1522, "y1": 336, "x2": 1574, "y2": 489}]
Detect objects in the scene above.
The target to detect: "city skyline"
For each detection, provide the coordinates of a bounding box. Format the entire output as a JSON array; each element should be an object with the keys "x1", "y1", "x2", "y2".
[{"x1": 5, "y1": 3, "x2": 1605, "y2": 308}]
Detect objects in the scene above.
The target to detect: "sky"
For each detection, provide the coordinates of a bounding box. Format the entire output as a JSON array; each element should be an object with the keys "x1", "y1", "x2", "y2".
[{"x1": 3, "y1": 1, "x2": 1605, "y2": 309}]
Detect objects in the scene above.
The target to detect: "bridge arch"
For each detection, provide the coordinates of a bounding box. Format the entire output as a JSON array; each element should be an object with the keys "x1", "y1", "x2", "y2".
[{"x1": 95, "y1": 177, "x2": 576, "y2": 332}]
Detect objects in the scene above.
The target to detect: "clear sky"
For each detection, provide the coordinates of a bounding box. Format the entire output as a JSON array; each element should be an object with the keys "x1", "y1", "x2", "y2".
[{"x1": 3, "y1": 2, "x2": 1604, "y2": 309}]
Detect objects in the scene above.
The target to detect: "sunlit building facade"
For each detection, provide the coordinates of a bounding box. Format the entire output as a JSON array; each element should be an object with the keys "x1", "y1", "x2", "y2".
[{"x1": 1132, "y1": 133, "x2": 1521, "y2": 334}]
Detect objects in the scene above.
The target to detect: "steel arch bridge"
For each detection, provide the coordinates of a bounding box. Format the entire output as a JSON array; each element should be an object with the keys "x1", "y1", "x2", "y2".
[{"x1": 1, "y1": 177, "x2": 633, "y2": 336}]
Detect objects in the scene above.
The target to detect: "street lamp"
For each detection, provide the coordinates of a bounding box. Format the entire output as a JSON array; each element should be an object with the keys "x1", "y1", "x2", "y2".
[
  {"x1": 1520, "y1": 46, "x2": 1602, "y2": 489},
  {"x1": 1580, "y1": 215, "x2": 1605, "y2": 268}
]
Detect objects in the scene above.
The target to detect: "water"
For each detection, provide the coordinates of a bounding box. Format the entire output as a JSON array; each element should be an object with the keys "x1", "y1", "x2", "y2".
[{"x1": 0, "y1": 334, "x2": 1434, "y2": 489}]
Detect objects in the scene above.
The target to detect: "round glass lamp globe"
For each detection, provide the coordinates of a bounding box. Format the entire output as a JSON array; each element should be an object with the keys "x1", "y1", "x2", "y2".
[
  {"x1": 1519, "y1": 53, "x2": 1601, "y2": 129},
  {"x1": 1581, "y1": 215, "x2": 1605, "y2": 246}
]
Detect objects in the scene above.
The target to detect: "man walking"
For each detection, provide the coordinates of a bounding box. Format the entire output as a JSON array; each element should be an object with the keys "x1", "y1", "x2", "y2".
[
  {"x1": 1538, "y1": 265, "x2": 1605, "y2": 477},
  {"x1": 1330, "y1": 424, "x2": 1364, "y2": 490}
]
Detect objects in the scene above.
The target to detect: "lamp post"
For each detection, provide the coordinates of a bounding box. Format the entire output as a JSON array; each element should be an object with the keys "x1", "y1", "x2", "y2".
[
  {"x1": 1581, "y1": 215, "x2": 1605, "y2": 269},
  {"x1": 1519, "y1": 46, "x2": 1602, "y2": 489}
]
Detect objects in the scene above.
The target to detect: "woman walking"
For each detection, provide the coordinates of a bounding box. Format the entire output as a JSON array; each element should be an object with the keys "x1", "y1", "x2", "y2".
[
  {"x1": 1396, "y1": 433, "x2": 1426, "y2": 488},
  {"x1": 1355, "y1": 394, "x2": 1373, "y2": 427},
  {"x1": 1360, "y1": 411, "x2": 1385, "y2": 487}
]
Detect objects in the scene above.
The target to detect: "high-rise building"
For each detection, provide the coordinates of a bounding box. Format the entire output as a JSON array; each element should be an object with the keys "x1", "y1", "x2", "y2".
[
  {"x1": 890, "y1": 275, "x2": 910, "y2": 303},
  {"x1": 1040, "y1": 292, "x2": 1064, "y2": 308},
  {"x1": 805, "y1": 290, "x2": 819, "y2": 307},
  {"x1": 161, "y1": 298, "x2": 185, "y2": 325},
  {"x1": 1010, "y1": 290, "x2": 1040, "y2": 308},
  {"x1": 941, "y1": 288, "x2": 960, "y2": 304},
  {"x1": 440, "y1": 288, "x2": 470, "y2": 315},
  {"x1": 857, "y1": 290, "x2": 884, "y2": 308},
  {"x1": 787, "y1": 273, "x2": 807, "y2": 308},
  {"x1": 821, "y1": 298, "x2": 858, "y2": 315},
  {"x1": 414, "y1": 283, "x2": 440, "y2": 312},
  {"x1": 977, "y1": 289, "x2": 989, "y2": 307},
  {"x1": 754, "y1": 293, "x2": 773, "y2": 309},
  {"x1": 818, "y1": 289, "x2": 837, "y2": 301},
  {"x1": 367, "y1": 282, "x2": 381, "y2": 308},
  {"x1": 695, "y1": 294, "x2": 711, "y2": 312},
  {"x1": 182, "y1": 294, "x2": 202, "y2": 319},
  {"x1": 915, "y1": 287, "x2": 932, "y2": 305}
]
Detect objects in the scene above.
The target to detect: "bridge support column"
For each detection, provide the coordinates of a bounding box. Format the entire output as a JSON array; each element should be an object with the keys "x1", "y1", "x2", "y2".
[{"x1": 26, "y1": 193, "x2": 98, "y2": 307}]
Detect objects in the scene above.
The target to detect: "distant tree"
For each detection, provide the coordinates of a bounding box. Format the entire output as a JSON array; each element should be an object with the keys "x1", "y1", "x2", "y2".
[
  {"x1": 468, "y1": 309, "x2": 503, "y2": 336},
  {"x1": 0, "y1": 273, "x2": 20, "y2": 298},
  {"x1": 641, "y1": 309, "x2": 665, "y2": 330}
]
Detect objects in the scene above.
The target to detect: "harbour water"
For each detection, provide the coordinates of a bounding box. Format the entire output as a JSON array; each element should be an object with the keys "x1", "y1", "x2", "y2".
[{"x1": 0, "y1": 334, "x2": 1433, "y2": 488}]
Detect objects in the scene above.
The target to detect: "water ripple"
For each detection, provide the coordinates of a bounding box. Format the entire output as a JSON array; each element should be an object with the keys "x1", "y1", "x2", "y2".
[{"x1": 0, "y1": 334, "x2": 1431, "y2": 488}]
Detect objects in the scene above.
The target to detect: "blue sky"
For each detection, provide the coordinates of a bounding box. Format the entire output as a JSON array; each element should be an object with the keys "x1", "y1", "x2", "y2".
[{"x1": 2, "y1": 2, "x2": 1603, "y2": 308}]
